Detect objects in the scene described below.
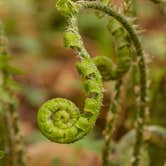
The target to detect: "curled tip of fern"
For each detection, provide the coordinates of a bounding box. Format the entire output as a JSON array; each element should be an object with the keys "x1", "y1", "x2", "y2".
[
  {"x1": 37, "y1": 59, "x2": 103, "y2": 144},
  {"x1": 37, "y1": 98, "x2": 81, "y2": 143}
]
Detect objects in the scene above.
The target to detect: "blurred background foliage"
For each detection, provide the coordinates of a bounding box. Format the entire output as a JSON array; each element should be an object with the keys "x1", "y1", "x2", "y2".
[{"x1": 0, "y1": 0, "x2": 166, "y2": 165}]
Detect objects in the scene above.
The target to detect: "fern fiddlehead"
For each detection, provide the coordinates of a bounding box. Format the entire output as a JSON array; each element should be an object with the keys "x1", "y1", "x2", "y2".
[
  {"x1": 93, "y1": 18, "x2": 131, "y2": 81},
  {"x1": 37, "y1": 0, "x2": 104, "y2": 144},
  {"x1": 37, "y1": 2, "x2": 147, "y2": 166},
  {"x1": 79, "y1": 2, "x2": 147, "y2": 166},
  {"x1": 91, "y1": 14, "x2": 132, "y2": 165}
]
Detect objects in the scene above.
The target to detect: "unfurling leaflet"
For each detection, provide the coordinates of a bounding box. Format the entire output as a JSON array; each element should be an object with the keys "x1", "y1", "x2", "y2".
[{"x1": 93, "y1": 19, "x2": 131, "y2": 81}]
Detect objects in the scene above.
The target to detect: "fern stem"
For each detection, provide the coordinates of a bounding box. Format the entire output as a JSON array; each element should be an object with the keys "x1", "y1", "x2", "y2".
[{"x1": 102, "y1": 80, "x2": 122, "y2": 166}]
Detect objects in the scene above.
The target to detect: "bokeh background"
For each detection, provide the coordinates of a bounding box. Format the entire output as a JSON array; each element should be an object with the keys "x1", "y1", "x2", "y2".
[{"x1": 0, "y1": 0, "x2": 166, "y2": 165}]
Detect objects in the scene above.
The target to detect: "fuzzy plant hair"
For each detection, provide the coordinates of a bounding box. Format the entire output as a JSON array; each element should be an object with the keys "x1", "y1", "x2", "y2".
[{"x1": 37, "y1": 1, "x2": 147, "y2": 166}]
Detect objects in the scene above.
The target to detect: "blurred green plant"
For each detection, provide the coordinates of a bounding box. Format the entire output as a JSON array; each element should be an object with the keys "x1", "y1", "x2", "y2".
[
  {"x1": 0, "y1": 21, "x2": 25, "y2": 166},
  {"x1": 0, "y1": 150, "x2": 5, "y2": 159},
  {"x1": 51, "y1": 157, "x2": 60, "y2": 166}
]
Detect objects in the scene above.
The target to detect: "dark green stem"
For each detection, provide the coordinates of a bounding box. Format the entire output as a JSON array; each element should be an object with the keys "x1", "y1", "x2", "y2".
[{"x1": 102, "y1": 80, "x2": 122, "y2": 166}]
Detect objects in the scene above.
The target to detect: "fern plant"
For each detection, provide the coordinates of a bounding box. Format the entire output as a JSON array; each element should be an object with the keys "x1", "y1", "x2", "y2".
[{"x1": 36, "y1": 0, "x2": 166, "y2": 166}]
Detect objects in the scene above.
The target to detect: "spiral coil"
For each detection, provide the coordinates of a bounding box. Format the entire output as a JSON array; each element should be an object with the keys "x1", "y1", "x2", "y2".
[{"x1": 37, "y1": 1, "x2": 103, "y2": 143}]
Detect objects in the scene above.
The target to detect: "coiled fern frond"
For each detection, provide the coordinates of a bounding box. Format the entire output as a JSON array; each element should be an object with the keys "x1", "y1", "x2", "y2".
[
  {"x1": 37, "y1": 1, "x2": 103, "y2": 144},
  {"x1": 93, "y1": 18, "x2": 131, "y2": 81}
]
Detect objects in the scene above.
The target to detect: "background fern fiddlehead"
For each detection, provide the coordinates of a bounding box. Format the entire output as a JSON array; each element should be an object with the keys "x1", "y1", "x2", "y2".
[
  {"x1": 79, "y1": 2, "x2": 147, "y2": 166},
  {"x1": 91, "y1": 14, "x2": 132, "y2": 166},
  {"x1": 37, "y1": 0, "x2": 104, "y2": 144},
  {"x1": 93, "y1": 18, "x2": 131, "y2": 81}
]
